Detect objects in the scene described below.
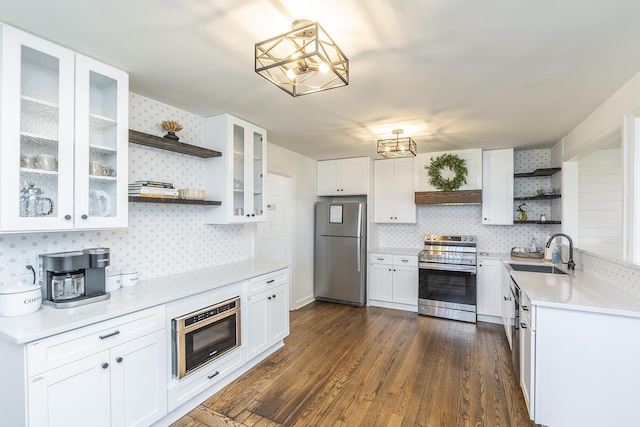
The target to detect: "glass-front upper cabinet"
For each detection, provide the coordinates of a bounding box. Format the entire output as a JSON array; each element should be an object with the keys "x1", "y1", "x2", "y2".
[
  {"x1": 74, "y1": 55, "x2": 128, "y2": 229},
  {"x1": 204, "y1": 114, "x2": 266, "y2": 224},
  {"x1": 0, "y1": 24, "x2": 128, "y2": 232}
]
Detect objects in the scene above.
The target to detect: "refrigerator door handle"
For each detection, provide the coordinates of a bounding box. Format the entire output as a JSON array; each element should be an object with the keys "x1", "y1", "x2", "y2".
[{"x1": 357, "y1": 238, "x2": 361, "y2": 272}]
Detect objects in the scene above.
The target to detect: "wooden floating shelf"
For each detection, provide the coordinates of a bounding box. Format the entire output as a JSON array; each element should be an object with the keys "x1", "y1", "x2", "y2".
[
  {"x1": 129, "y1": 129, "x2": 222, "y2": 158},
  {"x1": 415, "y1": 190, "x2": 482, "y2": 204},
  {"x1": 129, "y1": 196, "x2": 221, "y2": 206},
  {"x1": 514, "y1": 194, "x2": 561, "y2": 201},
  {"x1": 514, "y1": 168, "x2": 561, "y2": 178},
  {"x1": 513, "y1": 220, "x2": 561, "y2": 225}
]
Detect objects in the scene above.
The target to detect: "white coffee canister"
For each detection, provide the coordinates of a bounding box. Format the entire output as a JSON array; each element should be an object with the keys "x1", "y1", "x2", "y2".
[
  {"x1": 121, "y1": 271, "x2": 138, "y2": 288},
  {"x1": 0, "y1": 284, "x2": 42, "y2": 317},
  {"x1": 105, "y1": 271, "x2": 122, "y2": 292}
]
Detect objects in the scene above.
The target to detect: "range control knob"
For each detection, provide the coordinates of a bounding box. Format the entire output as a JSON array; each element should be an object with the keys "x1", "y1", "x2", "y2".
[
  {"x1": 462, "y1": 236, "x2": 467, "y2": 241},
  {"x1": 469, "y1": 236, "x2": 475, "y2": 242}
]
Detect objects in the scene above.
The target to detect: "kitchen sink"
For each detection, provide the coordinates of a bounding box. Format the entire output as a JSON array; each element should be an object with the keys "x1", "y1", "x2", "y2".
[{"x1": 509, "y1": 263, "x2": 567, "y2": 275}]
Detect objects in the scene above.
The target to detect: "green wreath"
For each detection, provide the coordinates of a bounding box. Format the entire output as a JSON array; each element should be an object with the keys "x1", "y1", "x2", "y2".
[{"x1": 426, "y1": 154, "x2": 468, "y2": 191}]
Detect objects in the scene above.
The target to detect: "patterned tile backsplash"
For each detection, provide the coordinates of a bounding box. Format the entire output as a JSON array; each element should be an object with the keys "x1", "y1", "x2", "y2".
[{"x1": 0, "y1": 93, "x2": 248, "y2": 286}]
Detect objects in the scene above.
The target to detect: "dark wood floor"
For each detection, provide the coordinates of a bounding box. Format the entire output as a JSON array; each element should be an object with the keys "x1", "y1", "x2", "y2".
[{"x1": 173, "y1": 302, "x2": 537, "y2": 427}]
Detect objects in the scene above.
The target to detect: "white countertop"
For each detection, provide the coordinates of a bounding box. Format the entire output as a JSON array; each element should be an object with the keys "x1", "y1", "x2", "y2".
[
  {"x1": 507, "y1": 264, "x2": 640, "y2": 318},
  {"x1": 0, "y1": 259, "x2": 288, "y2": 344}
]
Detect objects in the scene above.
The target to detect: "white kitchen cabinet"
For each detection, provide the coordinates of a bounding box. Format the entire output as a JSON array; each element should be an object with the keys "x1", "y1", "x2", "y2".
[
  {"x1": 373, "y1": 158, "x2": 416, "y2": 223},
  {"x1": 28, "y1": 350, "x2": 112, "y2": 427},
  {"x1": 28, "y1": 330, "x2": 166, "y2": 427},
  {"x1": 204, "y1": 113, "x2": 266, "y2": 223},
  {"x1": 0, "y1": 24, "x2": 129, "y2": 232},
  {"x1": 519, "y1": 290, "x2": 535, "y2": 419},
  {"x1": 368, "y1": 253, "x2": 418, "y2": 311},
  {"x1": 317, "y1": 157, "x2": 370, "y2": 196},
  {"x1": 0, "y1": 306, "x2": 167, "y2": 427},
  {"x1": 246, "y1": 269, "x2": 290, "y2": 360},
  {"x1": 501, "y1": 264, "x2": 514, "y2": 349},
  {"x1": 476, "y1": 258, "x2": 503, "y2": 321},
  {"x1": 482, "y1": 148, "x2": 514, "y2": 225}
]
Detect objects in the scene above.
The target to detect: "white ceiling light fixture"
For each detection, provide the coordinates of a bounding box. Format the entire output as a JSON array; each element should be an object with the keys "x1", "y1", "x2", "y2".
[
  {"x1": 377, "y1": 129, "x2": 417, "y2": 158},
  {"x1": 255, "y1": 19, "x2": 349, "y2": 97}
]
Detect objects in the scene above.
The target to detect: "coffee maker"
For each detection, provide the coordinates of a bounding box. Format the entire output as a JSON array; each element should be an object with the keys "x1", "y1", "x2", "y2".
[{"x1": 39, "y1": 248, "x2": 111, "y2": 308}]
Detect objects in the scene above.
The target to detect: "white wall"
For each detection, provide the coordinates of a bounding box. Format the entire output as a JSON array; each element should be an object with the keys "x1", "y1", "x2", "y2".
[
  {"x1": 578, "y1": 147, "x2": 623, "y2": 256},
  {"x1": 266, "y1": 143, "x2": 317, "y2": 309},
  {"x1": 558, "y1": 67, "x2": 640, "y2": 298}
]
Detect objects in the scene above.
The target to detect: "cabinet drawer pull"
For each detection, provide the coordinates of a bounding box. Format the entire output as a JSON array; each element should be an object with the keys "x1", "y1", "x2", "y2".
[
  {"x1": 522, "y1": 306, "x2": 529, "y2": 311},
  {"x1": 266, "y1": 279, "x2": 275, "y2": 284},
  {"x1": 377, "y1": 258, "x2": 384, "y2": 261},
  {"x1": 520, "y1": 322, "x2": 527, "y2": 329},
  {"x1": 401, "y1": 259, "x2": 408, "y2": 262},
  {"x1": 99, "y1": 330, "x2": 120, "y2": 340},
  {"x1": 207, "y1": 371, "x2": 220, "y2": 379}
]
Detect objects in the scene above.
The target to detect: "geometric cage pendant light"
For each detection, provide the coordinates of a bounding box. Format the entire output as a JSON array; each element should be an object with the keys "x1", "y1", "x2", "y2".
[
  {"x1": 377, "y1": 129, "x2": 417, "y2": 158},
  {"x1": 255, "y1": 19, "x2": 349, "y2": 97}
]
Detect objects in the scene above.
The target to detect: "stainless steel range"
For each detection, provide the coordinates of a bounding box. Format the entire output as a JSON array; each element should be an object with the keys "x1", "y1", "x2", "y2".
[{"x1": 418, "y1": 234, "x2": 478, "y2": 323}]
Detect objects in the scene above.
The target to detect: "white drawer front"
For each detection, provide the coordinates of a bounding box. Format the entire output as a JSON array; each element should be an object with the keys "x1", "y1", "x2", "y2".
[
  {"x1": 248, "y1": 268, "x2": 289, "y2": 296},
  {"x1": 167, "y1": 350, "x2": 245, "y2": 411},
  {"x1": 27, "y1": 305, "x2": 165, "y2": 376},
  {"x1": 369, "y1": 254, "x2": 392, "y2": 265},
  {"x1": 393, "y1": 255, "x2": 418, "y2": 267}
]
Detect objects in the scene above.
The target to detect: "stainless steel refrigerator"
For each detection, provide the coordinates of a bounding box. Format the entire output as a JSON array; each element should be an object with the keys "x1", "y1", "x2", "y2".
[{"x1": 314, "y1": 202, "x2": 366, "y2": 306}]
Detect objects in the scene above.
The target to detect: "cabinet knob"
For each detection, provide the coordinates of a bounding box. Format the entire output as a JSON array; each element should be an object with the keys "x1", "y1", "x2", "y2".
[
  {"x1": 116, "y1": 357, "x2": 123, "y2": 363},
  {"x1": 388, "y1": 268, "x2": 391, "y2": 271},
  {"x1": 251, "y1": 214, "x2": 255, "y2": 217},
  {"x1": 64, "y1": 214, "x2": 72, "y2": 220},
  {"x1": 272, "y1": 294, "x2": 276, "y2": 299},
  {"x1": 102, "y1": 363, "x2": 109, "y2": 369},
  {"x1": 520, "y1": 322, "x2": 527, "y2": 329},
  {"x1": 81, "y1": 214, "x2": 88, "y2": 220},
  {"x1": 267, "y1": 296, "x2": 272, "y2": 300},
  {"x1": 522, "y1": 306, "x2": 529, "y2": 311},
  {"x1": 394, "y1": 217, "x2": 397, "y2": 220}
]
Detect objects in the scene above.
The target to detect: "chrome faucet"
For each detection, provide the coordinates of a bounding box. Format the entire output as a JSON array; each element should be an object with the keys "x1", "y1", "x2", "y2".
[{"x1": 546, "y1": 233, "x2": 575, "y2": 270}]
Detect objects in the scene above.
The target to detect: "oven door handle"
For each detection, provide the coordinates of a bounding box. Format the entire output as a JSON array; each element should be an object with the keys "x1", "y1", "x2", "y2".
[{"x1": 419, "y1": 263, "x2": 477, "y2": 274}]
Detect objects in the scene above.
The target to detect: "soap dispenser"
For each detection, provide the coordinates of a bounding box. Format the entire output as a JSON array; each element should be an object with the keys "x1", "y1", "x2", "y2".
[{"x1": 552, "y1": 243, "x2": 561, "y2": 264}]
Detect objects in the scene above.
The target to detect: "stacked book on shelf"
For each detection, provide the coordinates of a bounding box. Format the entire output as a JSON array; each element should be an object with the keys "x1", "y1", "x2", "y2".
[{"x1": 128, "y1": 181, "x2": 179, "y2": 199}]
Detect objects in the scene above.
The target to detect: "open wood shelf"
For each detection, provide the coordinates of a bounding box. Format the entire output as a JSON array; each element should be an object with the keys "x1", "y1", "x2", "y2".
[
  {"x1": 415, "y1": 190, "x2": 482, "y2": 204},
  {"x1": 514, "y1": 167, "x2": 561, "y2": 178},
  {"x1": 128, "y1": 196, "x2": 221, "y2": 205},
  {"x1": 513, "y1": 220, "x2": 561, "y2": 224},
  {"x1": 129, "y1": 129, "x2": 222, "y2": 158},
  {"x1": 514, "y1": 194, "x2": 561, "y2": 201}
]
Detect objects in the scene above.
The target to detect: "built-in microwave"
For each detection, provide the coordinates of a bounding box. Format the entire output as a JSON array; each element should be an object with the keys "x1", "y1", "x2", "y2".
[{"x1": 172, "y1": 296, "x2": 241, "y2": 379}]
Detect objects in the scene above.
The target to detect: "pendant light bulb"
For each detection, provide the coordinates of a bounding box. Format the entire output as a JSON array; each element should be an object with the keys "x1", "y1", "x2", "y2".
[{"x1": 319, "y1": 62, "x2": 329, "y2": 73}]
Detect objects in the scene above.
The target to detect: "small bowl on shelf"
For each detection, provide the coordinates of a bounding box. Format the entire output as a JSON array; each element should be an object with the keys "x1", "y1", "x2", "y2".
[
  {"x1": 178, "y1": 189, "x2": 205, "y2": 200},
  {"x1": 537, "y1": 188, "x2": 555, "y2": 196}
]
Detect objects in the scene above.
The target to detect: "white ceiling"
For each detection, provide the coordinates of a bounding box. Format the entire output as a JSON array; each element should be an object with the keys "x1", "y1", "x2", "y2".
[{"x1": 3, "y1": 0, "x2": 640, "y2": 160}]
